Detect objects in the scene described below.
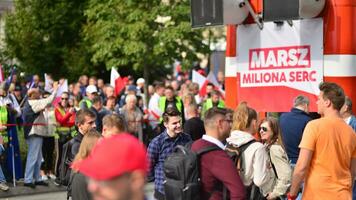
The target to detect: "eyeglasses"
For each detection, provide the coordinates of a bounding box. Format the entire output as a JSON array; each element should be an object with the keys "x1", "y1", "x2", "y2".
[
  {"x1": 259, "y1": 126, "x2": 268, "y2": 132},
  {"x1": 61, "y1": 98, "x2": 69, "y2": 100}
]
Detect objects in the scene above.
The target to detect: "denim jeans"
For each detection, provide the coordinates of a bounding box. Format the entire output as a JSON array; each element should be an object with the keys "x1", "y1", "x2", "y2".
[
  {"x1": 0, "y1": 145, "x2": 6, "y2": 183},
  {"x1": 0, "y1": 166, "x2": 5, "y2": 183},
  {"x1": 353, "y1": 181, "x2": 356, "y2": 200},
  {"x1": 24, "y1": 136, "x2": 43, "y2": 183}
]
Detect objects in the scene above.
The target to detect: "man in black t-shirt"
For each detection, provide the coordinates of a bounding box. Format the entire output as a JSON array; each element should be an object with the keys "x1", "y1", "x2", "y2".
[{"x1": 183, "y1": 104, "x2": 205, "y2": 141}]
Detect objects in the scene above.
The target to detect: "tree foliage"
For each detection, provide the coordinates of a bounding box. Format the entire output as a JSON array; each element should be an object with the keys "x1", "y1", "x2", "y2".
[
  {"x1": 4, "y1": 0, "x2": 93, "y2": 80},
  {"x1": 4, "y1": 0, "x2": 211, "y2": 81},
  {"x1": 83, "y1": 0, "x2": 209, "y2": 75}
]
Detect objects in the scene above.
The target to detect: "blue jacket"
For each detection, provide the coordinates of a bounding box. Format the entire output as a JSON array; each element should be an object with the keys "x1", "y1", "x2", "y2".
[
  {"x1": 348, "y1": 115, "x2": 356, "y2": 132},
  {"x1": 279, "y1": 108, "x2": 312, "y2": 164}
]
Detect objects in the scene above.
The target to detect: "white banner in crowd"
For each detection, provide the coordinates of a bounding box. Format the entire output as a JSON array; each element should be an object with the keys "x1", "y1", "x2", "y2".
[{"x1": 236, "y1": 18, "x2": 324, "y2": 95}]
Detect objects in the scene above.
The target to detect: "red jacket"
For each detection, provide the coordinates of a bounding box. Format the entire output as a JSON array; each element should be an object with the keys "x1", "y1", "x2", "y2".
[
  {"x1": 55, "y1": 106, "x2": 75, "y2": 127},
  {"x1": 191, "y1": 139, "x2": 246, "y2": 200}
]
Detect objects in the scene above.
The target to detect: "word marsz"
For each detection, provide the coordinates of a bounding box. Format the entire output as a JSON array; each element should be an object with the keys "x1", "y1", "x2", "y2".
[
  {"x1": 249, "y1": 45, "x2": 311, "y2": 70},
  {"x1": 242, "y1": 71, "x2": 317, "y2": 84}
]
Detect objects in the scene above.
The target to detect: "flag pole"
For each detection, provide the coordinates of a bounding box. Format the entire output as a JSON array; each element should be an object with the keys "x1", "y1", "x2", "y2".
[{"x1": 9, "y1": 128, "x2": 16, "y2": 187}]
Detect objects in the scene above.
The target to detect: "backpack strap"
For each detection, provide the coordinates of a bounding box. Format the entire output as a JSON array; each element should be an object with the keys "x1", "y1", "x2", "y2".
[
  {"x1": 239, "y1": 140, "x2": 257, "y2": 154},
  {"x1": 238, "y1": 140, "x2": 256, "y2": 172},
  {"x1": 226, "y1": 139, "x2": 257, "y2": 172},
  {"x1": 196, "y1": 145, "x2": 221, "y2": 156},
  {"x1": 223, "y1": 185, "x2": 228, "y2": 200},
  {"x1": 196, "y1": 145, "x2": 225, "y2": 199},
  {"x1": 268, "y1": 149, "x2": 279, "y2": 179}
]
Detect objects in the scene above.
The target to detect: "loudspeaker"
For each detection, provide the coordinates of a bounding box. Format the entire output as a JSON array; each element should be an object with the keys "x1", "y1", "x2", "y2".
[
  {"x1": 223, "y1": 0, "x2": 249, "y2": 25},
  {"x1": 191, "y1": 0, "x2": 224, "y2": 28},
  {"x1": 299, "y1": 0, "x2": 325, "y2": 18},
  {"x1": 263, "y1": 0, "x2": 326, "y2": 22},
  {"x1": 263, "y1": 0, "x2": 299, "y2": 22}
]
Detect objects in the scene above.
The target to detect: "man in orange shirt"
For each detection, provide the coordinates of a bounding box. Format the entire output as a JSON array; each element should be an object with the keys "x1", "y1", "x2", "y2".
[{"x1": 288, "y1": 82, "x2": 356, "y2": 200}]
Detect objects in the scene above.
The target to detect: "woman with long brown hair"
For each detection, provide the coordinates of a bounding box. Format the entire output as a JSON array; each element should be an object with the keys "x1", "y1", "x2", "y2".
[
  {"x1": 259, "y1": 117, "x2": 292, "y2": 200},
  {"x1": 70, "y1": 130, "x2": 102, "y2": 200}
]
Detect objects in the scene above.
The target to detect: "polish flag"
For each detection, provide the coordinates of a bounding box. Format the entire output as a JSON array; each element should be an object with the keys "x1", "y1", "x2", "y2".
[
  {"x1": 207, "y1": 71, "x2": 225, "y2": 97},
  {"x1": 45, "y1": 74, "x2": 69, "y2": 96},
  {"x1": 52, "y1": 79, "x2": 68, "y2": 106},
  {"x1": 192, "y1": 70, "x2": 206, "y2": 90},
  {"x1": 192, "y1": 70, "x2": 225, "y2": 98},
  {"x1": 110, "y1": 68, "x2": 126, "y2": 96}
]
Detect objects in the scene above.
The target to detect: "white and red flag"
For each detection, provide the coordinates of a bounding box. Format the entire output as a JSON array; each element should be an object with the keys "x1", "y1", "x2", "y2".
[
  {"x1": 110, "y1": 68, "x2": 126, "y2": 96},
  {"x1": 192, "y1": 70, "x2": 225, "y2": 98},
  {"x1": 207, "y1": 71, "x2": 225, "y2": 97},
  {"x1": 192, "y1": 70, "x2": 206, "y2": 91},
  {"x1": 51, "y1": 79, "x2": 68, "y2": 106}
]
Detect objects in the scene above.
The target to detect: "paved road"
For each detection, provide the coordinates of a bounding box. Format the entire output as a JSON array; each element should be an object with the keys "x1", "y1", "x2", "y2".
[
  {"x1": 0, "y1": 183, "x2": 155, "y2": 200},
  {"x1": 1, "y1": 192, "x2": 66, "y2": 200}
]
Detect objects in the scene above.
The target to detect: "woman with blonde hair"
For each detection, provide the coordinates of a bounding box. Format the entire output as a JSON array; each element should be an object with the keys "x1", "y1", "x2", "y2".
[
  {"x1": 70, "y1": 130, "x2": 102, "y2": 200},
  {"x1": 226, "y1": 102, "x2": 275, "y2": 199},
  {"x1": 259, "y1": 117, "x2": 292, "y2": 200}
]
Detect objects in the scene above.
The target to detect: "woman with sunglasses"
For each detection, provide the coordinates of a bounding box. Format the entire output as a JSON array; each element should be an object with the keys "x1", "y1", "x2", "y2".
[
  {"x1": 54, "y1": 92, "x2": 76, "y2": 182},
  {"x1": 259, "y1": 117, "x2": 292, "y2": 200},
  {"x1": 226, "y1": 102, "x2": 275, "y2": 199}
]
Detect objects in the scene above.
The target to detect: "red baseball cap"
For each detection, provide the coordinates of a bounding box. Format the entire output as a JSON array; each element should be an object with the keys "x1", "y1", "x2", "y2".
[{"x1": 76, "y1": 133, "x2": 147, "y2": 180}]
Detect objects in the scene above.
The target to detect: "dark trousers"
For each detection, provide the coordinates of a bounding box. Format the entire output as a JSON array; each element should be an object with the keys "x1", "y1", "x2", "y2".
[
  {"x1": 55, "y1": 132, "x2": 72, "y2": 176},
  {"x1": 154, "y1": 190, "x2": 165, "y2": 200},
  {"x1": 41, "y1": 137, "x2": 54, "y2": 172}
]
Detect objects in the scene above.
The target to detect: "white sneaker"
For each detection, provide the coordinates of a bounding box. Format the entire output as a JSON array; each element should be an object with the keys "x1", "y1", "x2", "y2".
[
  {"x1": 0, "y1": 182, "x2": 9, "y2": 191},
  {"x1": 41, "y1": 175, "x2": 48, "y2": 181},
  {"x1": 48, "y1": 174, "x2": 56, "y2": 180}
]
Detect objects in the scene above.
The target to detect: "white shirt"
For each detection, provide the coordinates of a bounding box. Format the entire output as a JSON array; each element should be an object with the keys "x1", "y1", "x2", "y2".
[
  {"x1": 148, "y1": 93, "x2": 162, "y2": 128},
  {"x1": 202, "y1": 134, "x2": 225, "y2": 150}
]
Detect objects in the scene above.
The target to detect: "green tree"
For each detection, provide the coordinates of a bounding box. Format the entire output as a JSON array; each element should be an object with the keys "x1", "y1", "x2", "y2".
[
  {"x1": 4, "y1": 0, "x2": 93, "y2": 81},
  {"x1": 83, "y1": 0, "x2": 210, "y2": 82}
]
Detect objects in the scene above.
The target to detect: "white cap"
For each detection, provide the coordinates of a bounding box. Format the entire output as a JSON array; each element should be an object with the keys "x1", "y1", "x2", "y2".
[
  {"x1": 86, "y1": 85, "x2": 98, "y2": 94},
  {"x1": 136, "y1": 78, "x2": 145, "y2": 85}
]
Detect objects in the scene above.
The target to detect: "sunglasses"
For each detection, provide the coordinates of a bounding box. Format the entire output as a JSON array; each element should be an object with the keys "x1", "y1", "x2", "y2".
[
  {"x1": 61, "y1": 98, "x2": 69, "y2": 100},
  {"x1": 259, "y1": 126, "x2": 268, "y2": 132}
]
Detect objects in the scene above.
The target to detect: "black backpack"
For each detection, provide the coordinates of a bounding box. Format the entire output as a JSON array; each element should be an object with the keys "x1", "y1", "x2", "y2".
[
  {"x1": 163, "y1": 144, "x2": 221, "y2": 200},
  {"x1": 225, "y1": 140, "x2": 256, "y2": 175},
  {"x1": 225, "y1": 140, "x2": 266, "y2": 200},
  {"x1": 58, "y1": 139, "x2": 75, "y2": 186}
]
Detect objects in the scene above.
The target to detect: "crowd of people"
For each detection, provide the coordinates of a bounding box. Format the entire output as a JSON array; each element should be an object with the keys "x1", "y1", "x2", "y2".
[
  {"x1": 0, "y1": 70, "x2": 355, "y2": 200},
  {"x1": 0, "y1": 71, "x2": 225, "y2": 190}
]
